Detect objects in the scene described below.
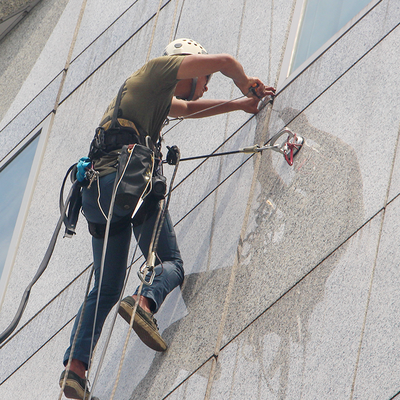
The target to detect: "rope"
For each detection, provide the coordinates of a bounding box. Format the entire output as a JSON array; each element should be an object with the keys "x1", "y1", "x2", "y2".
[
  {"x1": 86, "y1": 170, "x2": 119, "y2": 375},
  {"x1": 89, "y1": 222, "x2": 145, "y2": 399},
  {"x1": 165, "y1": 94, "x2": 247, "y2": 126},
  {"x1": 58, "y1": 264, "x2": 94, "y2": 400},
  {"x1": 169, "y1": 0, "x2": 181, "y2": 43},
  {"x1": 149, "y1": 156, "x2": 180, "y2": 263},
  {"x1": 86, "y1": 146, "x2": 153, "y2": 398},
  {"x1": 146, "y1": 0, "x2": 164, "y2": 63},
  {"x1": 162, "y1": 88, "x2": 272, "y2": 138},
  {"x1": 109, "y1": 160, "x2": 180, "y2": 400},
  {"x1": 110, "y1": 285, "x2": 143, "y2": 400},
  {"x1": 69, "y1": 0, "x2": 166, "y2": 396}
]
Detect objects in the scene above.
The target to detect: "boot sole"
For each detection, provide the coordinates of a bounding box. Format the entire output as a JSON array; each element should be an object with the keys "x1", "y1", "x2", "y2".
[
  {"x1": 119, "y1": 301, "x2": 167, "y2": 352},
  {"x1": 59, "y1": 377, "x2": 89, "y2": 400}
]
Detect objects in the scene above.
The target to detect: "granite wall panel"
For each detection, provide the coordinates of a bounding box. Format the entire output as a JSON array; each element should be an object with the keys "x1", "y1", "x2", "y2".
[
  {"x1": 0, "y1": 0, "x2": 70, "y2": 126},
  {"x1": 274, "y1": 0, "x2": 395, "y2": 123},
  {"x1": 220, "y1": 23, "x2": 400, "y2": 348},
  {"x1": 209, "y1": 213, "x2": 383, "y2": 399},
  {"x1": 0, "y1": 74, "x2": 62, "y2": 161},
  {"x1": 0, "y1": 0, "x2": 398, "y2": 399},
  {"x1": 59, "y1": 0, "x2": 170, "y2": 102},
  {"x1": 352, "y1": 196, "x2": 400, "y2": 399},
  {"x1": 0, "y1": 0, "x2": 84, "y2": 130}
]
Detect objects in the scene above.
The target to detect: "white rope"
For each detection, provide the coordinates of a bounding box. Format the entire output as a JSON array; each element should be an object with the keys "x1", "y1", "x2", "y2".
[
  {"x1": 169, "y1": 0, "x2": 181, "y2": 43},
  {"x1": 146, "y1": 0, "x2": 164, "y2": 63},
  {"x1": 76, "y1": 1, "x2": 192, "y2": 397},
  {"x1": 58, "y1": 265, "x2": 94, "y2": 400}
]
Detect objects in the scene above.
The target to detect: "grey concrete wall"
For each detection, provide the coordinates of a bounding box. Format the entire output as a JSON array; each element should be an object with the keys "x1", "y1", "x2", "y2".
[{"x1": 0, "y1": 0, "x2": 399, "y2": 399}]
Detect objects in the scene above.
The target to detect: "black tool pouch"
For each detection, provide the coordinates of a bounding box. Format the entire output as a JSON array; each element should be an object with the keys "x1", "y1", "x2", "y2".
[{"x1": 115, "y1": 144, "x2": 154, "y2": 213}]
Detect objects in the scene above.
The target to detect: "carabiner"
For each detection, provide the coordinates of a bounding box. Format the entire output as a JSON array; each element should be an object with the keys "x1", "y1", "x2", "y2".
[
  {"x1": 137, "y1": 265, "x2": 156, "y2": 286},
  {"x1": 138, "y1": 252, "x2": 157, "y2": 286}
]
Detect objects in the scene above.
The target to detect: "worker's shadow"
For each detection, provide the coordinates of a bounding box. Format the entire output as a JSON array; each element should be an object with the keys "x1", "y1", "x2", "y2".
[{"x1": 115, "y1": 108, "x2": 365, "y2": 399}]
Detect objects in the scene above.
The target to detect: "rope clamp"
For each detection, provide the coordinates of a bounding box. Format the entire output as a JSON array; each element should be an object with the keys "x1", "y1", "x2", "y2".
[
  {"x1": 268, "y1": 127, "x2": 304, "y2": 166},
  {"x1": 239, "y1": 127, "x2": 304, "y2": 166}
]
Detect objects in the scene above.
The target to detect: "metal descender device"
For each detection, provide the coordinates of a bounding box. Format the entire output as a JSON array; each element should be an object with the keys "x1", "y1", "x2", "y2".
[{"x1": 240, "y1": 127, "x2": 304, "y2": 166}]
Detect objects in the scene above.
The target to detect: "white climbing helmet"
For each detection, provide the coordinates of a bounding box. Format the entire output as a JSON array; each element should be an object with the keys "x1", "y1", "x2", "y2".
[{"x1": 162, "y1": 38, "x2": 208, "y2": 56}]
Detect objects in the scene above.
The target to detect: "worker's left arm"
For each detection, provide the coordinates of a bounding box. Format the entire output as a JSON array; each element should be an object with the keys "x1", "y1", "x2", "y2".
[{"x1": 177, "y1": 54, "x2": 275, "y2": 99}]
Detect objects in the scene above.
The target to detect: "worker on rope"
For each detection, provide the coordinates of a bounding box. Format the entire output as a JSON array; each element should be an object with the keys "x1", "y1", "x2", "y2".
[{"x1": 60, "y1": 38, "x2": 275, "y2": 399}]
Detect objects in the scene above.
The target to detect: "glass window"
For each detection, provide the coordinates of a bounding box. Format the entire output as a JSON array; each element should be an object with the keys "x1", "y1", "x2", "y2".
[
  {"x1": 0, "y1": 134, "x2": 41, "y2": 278},
  {"x1": 290, "y1": 0, "x2": 373, "y2": 73}
]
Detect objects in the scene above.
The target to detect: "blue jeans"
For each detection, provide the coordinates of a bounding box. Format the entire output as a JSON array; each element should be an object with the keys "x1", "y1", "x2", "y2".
[{"x1": 63, "y1": 172, "x2": 184, "y2": 369}]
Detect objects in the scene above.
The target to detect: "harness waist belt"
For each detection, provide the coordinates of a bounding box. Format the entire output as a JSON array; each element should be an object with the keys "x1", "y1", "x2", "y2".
[{"x1": 102, "y1": 118, "x2": 140, "y2": 133}]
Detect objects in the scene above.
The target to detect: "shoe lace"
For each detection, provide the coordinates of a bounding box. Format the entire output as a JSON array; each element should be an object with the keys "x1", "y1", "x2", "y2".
[{"x1": 152, "y1": 316, "x2": 159, "y2": 329}]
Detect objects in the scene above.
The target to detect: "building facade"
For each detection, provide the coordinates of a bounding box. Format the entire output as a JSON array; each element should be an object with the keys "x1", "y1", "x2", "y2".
[{"x1": 0, "y1": 0, "x2": 399, "y2": 399}]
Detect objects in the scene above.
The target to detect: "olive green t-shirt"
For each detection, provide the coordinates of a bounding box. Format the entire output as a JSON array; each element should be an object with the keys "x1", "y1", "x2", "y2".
[
  {"x1": 100, "y1": 55, "x2": 185, "y2": 142},
  {"x1": 95, "y1": 55, "x2": 185, "y2": 175}
]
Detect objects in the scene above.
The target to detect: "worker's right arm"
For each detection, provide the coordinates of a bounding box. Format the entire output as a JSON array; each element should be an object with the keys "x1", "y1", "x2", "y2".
[{"x1": 169, "y1": 96, "x2": 262, "y2": 119}]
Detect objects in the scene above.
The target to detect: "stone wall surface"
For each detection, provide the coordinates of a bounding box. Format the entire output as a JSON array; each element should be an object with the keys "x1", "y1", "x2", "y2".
[{"x1": 0, "y1": 0, "x2": 399, "y2": 399}]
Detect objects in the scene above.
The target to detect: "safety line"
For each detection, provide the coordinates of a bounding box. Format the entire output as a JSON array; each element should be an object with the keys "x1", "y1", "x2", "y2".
[
  {"x1": 146, "y1": 0, "x2": 164, "y2": 62},
  {"x1": 160, "y1": 93, "x2": 255, "y2": 138},
  {"x1": 85, "y1": 172, "x2": 119, "y2": 376},
  {"x1": 110, "y1": 280, "x2": 144, "y2": 400},
  {"x1": 166, "y1": 114, "x2": 257, "y2": 191},
  {"x1": 85, "y1": 0, "x2": 167, "y2": 394},
  {"x1": 86, "y1": 146, "x2": 154, "y2": 398},
  {"x1": 90, "y1": 222, "x2": 145, "y2": 399},
  {"x1": 169, "y1": 0, "x2": 182, "y2": 43},
  {"x1": 108, "y1": 225, "x2": 147, "y2": 400},
  {"x1": 58, "y1": 265, "x2": 94, "y2": 400},
  {"x1": 109, "y1": 159, "x2": 180, "y2": 399}
]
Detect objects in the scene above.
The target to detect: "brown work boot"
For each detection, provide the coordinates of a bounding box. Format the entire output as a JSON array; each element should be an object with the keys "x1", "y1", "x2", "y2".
[
  {"x1": 119, "y1": 296, "x2": 167, "y2": 352},
  {"x1": 59, "y1": 370, "x2": 98, "y2": 400}
]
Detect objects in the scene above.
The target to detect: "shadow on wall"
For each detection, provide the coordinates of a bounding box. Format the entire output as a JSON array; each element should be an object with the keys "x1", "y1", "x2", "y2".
[
  {"x1": 122, "y1": 108, "x2": 364, "y2": 399},
  {"x1": 216, "y1": 107, "x2": 365, "y2": 398}
]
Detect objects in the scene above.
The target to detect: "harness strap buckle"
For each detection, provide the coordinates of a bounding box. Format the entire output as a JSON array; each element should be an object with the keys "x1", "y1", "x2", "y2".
[{"x1": 95, "y1": 127, "x2": 105, "y2": 148}]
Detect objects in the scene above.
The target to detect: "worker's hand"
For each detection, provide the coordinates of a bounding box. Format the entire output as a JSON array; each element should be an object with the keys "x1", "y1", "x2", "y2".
[
  {"x1": 235, "y1": 97, "x2": 263, "y2": 114},
  {"x1": 238, "y1": 77, "x2": 275, "y2": 99}
]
